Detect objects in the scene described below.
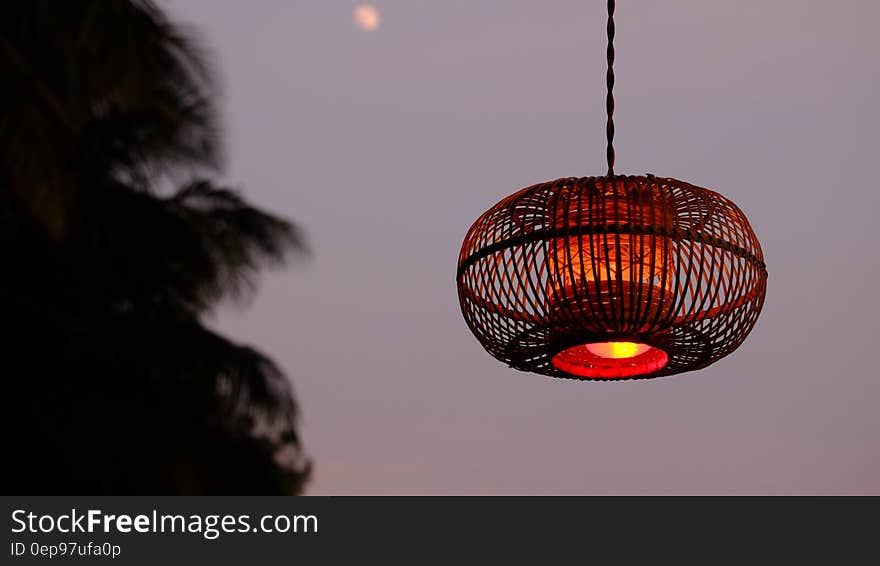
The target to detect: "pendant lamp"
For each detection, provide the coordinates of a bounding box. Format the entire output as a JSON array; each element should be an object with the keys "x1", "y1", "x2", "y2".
[{"x1": 456, "y1": 1, "x2": 767, "y2": 380}]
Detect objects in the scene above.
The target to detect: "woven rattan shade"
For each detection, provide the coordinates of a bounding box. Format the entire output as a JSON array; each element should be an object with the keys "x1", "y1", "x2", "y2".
[{"x1": 456, "y1": 175, "x2": 767, "y2": 380}]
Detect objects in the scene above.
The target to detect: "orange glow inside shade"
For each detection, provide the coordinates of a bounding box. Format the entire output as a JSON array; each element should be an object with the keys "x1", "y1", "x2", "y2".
[
  {"x1": 552, "y1": 230, "x2": 673, "y2": 298},
  {"x1": 552, "y1": 342, "x2": 668, "y2": 379}
]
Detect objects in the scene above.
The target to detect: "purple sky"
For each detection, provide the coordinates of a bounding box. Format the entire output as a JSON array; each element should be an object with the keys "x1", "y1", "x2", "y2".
[{"x1": 164, "y1": 1, "x2": 880, "y2": 494}]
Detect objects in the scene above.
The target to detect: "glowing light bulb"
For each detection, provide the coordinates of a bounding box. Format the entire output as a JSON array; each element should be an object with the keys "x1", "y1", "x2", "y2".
[
  {"x1": 585, "y1": 341, "x2": 651, "y2": 359},
  {"x1": 551, "y1": 342, "x2": 669, "y2": 378}
]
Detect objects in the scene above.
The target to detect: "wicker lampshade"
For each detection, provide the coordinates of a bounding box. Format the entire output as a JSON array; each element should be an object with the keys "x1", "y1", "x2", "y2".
[
  {"x1": 456, "y1": 175, "x2": 767, "y2": 380},
  {"x1": 456, "y1": 2, "x2": 767, "y2": 381}
]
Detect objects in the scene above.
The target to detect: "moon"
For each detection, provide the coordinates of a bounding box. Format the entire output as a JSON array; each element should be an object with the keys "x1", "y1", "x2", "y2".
[{"x1": 353, "y1": 4, "x2": 380, "y2": 32}]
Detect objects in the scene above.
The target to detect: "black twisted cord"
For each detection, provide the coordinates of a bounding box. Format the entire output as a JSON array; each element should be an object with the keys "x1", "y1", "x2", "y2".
[{"x1": 606, "y1": 0, "x2": 615, "y2": 175}]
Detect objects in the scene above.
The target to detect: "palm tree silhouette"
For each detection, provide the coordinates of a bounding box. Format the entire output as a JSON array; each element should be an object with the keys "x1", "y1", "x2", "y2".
[{"x1": 1, "y1": 0, "x2": 310, "y2": 493}]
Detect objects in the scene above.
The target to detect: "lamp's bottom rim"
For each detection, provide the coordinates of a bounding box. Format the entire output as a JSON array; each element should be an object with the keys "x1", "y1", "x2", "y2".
[{"x1": 551, "y1": 341, "x2": 669, "y2": 379}]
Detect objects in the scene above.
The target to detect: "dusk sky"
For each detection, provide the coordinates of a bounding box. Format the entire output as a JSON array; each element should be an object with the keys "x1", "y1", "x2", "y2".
[{"x1": 165, "y1": 1, "x2": 880, "y2": 494}]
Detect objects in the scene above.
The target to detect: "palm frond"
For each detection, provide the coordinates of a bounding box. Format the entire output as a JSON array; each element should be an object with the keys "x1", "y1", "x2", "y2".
[{"x1": 1, "y1": 0, "x2": 311, "y2": 493}]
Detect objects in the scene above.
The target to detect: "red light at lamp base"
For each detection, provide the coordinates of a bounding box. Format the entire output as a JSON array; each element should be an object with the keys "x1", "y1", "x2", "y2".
[{"x1": 551, "y1": 342, "x2": 669, "y2": 379}]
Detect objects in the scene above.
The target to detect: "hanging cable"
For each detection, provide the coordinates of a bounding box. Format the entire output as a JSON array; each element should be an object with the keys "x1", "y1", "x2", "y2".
[{"x1": 606, "y1": 0, "x2": 616, "y2": 175}]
